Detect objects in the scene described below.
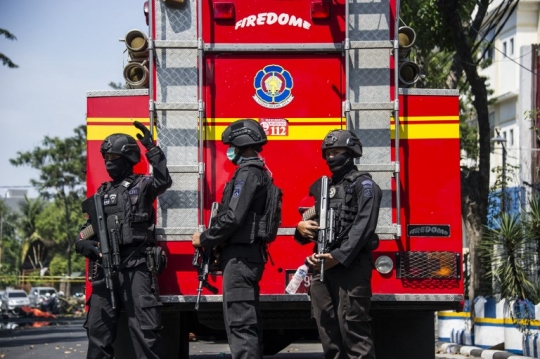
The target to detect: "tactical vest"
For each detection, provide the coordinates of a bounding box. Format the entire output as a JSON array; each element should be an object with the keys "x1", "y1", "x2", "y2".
[
  {"x1": 219, "y1": 161, "x2": 268, "y2": 245},
  {"x1": 328, "y1": 171, "x2": 375, "y2": 244},
  {"x1": 99, "y1": 175, "x2": 154, "y2": 246}
]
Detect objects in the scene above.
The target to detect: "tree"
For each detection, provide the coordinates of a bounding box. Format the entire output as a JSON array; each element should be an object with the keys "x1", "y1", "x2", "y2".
[
  {"x1": 0, "y1": 28, "x2": 18, "y2": 68},
  {"x1": 10, "y1": 125, "x2": 87, "y2": 294},
  {"x1": 0, "y1": 200, "x2": 22, "y2": 287},
  {"x1": 401, "y1": 0, "x2": 520, "y2": 304}
]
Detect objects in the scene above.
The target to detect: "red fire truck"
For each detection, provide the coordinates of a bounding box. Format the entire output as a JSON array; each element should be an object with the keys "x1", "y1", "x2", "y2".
[{"x1": 86, "y1": 0, "x2": 463, "y2": 358}]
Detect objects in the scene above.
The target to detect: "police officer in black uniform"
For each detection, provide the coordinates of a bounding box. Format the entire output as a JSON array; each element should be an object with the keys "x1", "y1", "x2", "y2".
[
  {"x1": 75, "y1": 121, "x2": 172, "y2": 359},
  {"x1": 192, "y1": 119, "x2": 270, "y2": 359},
  {"x1": 295, "y1": 129, "x2": 382, "y2": 359}
]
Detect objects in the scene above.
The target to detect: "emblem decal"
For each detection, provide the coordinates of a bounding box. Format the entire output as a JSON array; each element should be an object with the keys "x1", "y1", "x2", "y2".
[
  {"x1": 253, "y1": 64, "x2": 294, "y2": 108},
  {"x1": 329, "y1": 187, "x2": 336, "y2": 198}
]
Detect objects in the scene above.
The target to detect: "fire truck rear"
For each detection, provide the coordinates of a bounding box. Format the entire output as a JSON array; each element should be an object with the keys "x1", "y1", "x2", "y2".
[{"x1": 86, "y1": 0, "x2": 463, "y2": 358}]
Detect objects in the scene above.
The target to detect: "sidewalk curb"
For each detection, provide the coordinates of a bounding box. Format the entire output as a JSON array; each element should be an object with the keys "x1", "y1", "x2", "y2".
[{"x1": 436, "y1": 341, "x2": 536, "y2": 359}]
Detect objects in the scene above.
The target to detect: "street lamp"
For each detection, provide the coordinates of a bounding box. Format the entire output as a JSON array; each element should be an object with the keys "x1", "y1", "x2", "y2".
[{"x1": 491, "y1": 134, "x2": 507, "y2": 213}]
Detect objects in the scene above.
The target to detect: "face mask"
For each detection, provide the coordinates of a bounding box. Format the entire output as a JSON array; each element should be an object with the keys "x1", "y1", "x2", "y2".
[
  {"x1": 226, "y1": 147, "x2": 239, "y2": 164},
  {"x1": 106, "y1": 157, "x2": 132, "y2": 181},
  {"x1": 326, "y1": 153, "x2": 351, "y2": 172}
]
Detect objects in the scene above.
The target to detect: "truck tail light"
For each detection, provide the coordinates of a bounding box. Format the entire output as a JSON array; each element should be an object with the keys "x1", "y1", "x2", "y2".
[
  {"x1": 214, "y1": 3, "x2": 235, "y2": 20},
  {"x1": 311, "y1": 1, "x2": 331, "y2": 20}
]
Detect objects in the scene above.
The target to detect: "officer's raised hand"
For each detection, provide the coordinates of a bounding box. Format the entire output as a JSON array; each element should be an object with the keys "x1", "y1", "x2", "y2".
[
  {"x1": 133, "y1": 120, "x2": 156, "y2": 150},
  {"x1": 75, "y1": 239, "x2": 101, "y2": 261}
]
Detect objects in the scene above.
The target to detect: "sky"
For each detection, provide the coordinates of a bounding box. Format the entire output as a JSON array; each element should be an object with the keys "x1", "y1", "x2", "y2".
[{"x1": 0, "y1": 1, "x2": 148, "y2": 198}]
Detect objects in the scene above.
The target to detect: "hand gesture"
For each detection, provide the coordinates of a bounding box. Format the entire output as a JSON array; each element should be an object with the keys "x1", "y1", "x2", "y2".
[{"x1": 133, "y1": 120, "x2": 156, "y2": 150}]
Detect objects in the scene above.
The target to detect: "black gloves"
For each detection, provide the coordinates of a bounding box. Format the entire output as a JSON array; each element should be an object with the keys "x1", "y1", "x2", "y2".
[
  {"x1": 133, "y1": 120, "x2": 156, "y2": 150},
  {"x1": 75, "y1": 239, "x2": 101, "y2": 261}
]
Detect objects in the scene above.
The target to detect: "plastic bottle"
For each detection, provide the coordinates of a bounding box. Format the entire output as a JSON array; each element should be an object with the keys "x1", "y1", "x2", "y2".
[{"x1": 286, "y1": 264, "x2": 309, "y2": 294}]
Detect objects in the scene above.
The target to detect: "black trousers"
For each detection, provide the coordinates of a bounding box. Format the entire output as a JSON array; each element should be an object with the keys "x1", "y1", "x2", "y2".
[
  {"x1": 222, "y1": 257, "x2": 265, "y2": 359},
  {"x1": 83, "y1": 264, "x2": 165, "y2": 359},
  {"x1": 310, "y1": 259, "x2": 375, "y2": 359}
]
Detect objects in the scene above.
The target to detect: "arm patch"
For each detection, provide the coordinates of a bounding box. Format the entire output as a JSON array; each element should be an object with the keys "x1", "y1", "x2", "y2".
[
  {"x1": 361, "y1": 179, "x2": 374, "y2": 198},
  {"x1": 232, "y1": 180, "x2": 245, "y2": 198}
]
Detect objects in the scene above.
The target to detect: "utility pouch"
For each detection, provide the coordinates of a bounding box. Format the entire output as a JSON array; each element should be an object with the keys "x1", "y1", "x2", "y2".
[{"x1": 147, "y1": 246, "x2": 167, "y2": 275}]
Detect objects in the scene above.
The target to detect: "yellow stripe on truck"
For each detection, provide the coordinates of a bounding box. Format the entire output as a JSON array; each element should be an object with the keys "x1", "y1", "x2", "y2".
[
  {"x1": 206, "y1": 117, "x2": 345, "y2": 141},
  {"x1": 87, "y1": 118, "x2": 156, "y2": 141},
  {"x1": 390, "y1": 123, "x2": 460, "y2": 139}
]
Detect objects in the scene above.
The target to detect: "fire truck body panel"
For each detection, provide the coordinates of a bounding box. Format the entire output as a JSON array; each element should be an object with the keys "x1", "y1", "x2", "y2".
[{"x1": 85, "y1": 1, "x2": 463, "y2": 357}]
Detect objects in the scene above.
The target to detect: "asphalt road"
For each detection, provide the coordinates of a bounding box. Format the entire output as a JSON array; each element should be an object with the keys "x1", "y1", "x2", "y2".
[{"x1": 0, "y1": 321, "x2": 324, "y2": 359}]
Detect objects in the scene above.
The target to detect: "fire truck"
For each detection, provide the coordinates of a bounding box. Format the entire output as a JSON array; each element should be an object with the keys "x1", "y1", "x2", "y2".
[{"x1": 86, "y1": 0, "x2": 463, "y2": 358}]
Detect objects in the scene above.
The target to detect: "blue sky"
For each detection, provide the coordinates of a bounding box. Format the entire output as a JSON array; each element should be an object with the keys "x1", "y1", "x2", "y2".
[{"x1": 0, "y1": 1, "x2": 148, "y2": 198}]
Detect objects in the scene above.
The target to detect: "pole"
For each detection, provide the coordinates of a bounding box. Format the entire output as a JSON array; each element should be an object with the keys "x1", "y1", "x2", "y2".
[
  {"x1": 501, "y1": 144, "x2": 507, "y2": 214},
  {"x1": 0, "y1": 214, "x2": 3, "y2": 269}
]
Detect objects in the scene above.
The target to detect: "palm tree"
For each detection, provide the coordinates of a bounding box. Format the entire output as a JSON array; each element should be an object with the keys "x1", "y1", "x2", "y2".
[{"x1": 479, "y1": 211, "x2": 539, "y2": 333}]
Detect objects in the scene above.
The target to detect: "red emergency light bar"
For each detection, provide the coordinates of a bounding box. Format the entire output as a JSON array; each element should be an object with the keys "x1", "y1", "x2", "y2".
[
  {"x1": 214, "y1": 2, "x2": 235, "y2": 20},
  {"x1": 311, "y1": 1, "x2": 331, "y2": 19}
]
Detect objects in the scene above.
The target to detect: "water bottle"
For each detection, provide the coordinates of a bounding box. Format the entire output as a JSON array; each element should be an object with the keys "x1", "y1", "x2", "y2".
[{"x1": 286, "y1": 264, "x2": 309, "y2": 294}]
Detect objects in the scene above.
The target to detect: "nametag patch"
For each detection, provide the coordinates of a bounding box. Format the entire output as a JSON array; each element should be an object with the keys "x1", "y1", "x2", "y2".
[{"x1": 129, "y1": 187, "x2": 140, "y2": 196}]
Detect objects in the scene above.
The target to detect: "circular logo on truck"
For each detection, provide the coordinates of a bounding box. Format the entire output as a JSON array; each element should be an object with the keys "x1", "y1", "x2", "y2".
[{"x1": 253, "y1": 64, "x2": 294, "y2": 109}]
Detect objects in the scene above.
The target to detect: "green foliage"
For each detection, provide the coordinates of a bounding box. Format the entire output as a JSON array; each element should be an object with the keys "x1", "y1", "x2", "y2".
[
  {"x1": 49, "y1": 254, "x2": 67, "y2": 276},
  {"x1": 0, "y1": 28, "x2": 18, "y2": 68},
  {"x1": 479, "y1": 195, "x2": 540, "y2": 333},
  {"x1": 0, "y1": 200, "x2": 22, "y2": 284},
  {"x1": 10, "y1": 125, "x2": 87, "y2": 277},
  {"x1": 480, "y1": 214, "x2": 538, "y2": 303}
]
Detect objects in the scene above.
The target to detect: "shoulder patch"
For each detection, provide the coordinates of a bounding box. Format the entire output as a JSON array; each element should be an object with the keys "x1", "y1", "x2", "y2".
[
  {"x1": 233, "y1": 180, "x2": 245, "y2": 198},
  {"x1": 361, "y1": 179, "x2": 374, "y2": 198}
]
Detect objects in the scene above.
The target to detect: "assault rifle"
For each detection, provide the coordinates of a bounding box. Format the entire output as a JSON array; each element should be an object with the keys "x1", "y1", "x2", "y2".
[
  {"x1": 81, "y1": 194, "x2": 118, "y2": 309},
  {"x1": 192, "y1": 202, "x2": 219, "y2": 310},
  {"x1": 316, "y1": 176, "x2": 335, "y2": 282}
]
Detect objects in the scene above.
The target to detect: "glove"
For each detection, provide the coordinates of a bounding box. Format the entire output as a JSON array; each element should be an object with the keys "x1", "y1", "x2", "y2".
[
  {"x1": 75, "y1": 239, "x2": 100, "y2": 261},
  {"x1": 133, "y1": 121, "x2": 156, "y2": 150}
]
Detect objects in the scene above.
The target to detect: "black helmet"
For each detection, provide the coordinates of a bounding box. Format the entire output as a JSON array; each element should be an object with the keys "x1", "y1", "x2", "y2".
[
  {"x1": 222, "y1": 119, "x2": 267, "y2": 151},
  {"x1": 321, "y1": 130, "x2": 363, "y2": 159},
  {"x1": 100, "y1": 133, "x2": 141, "y2": 165}
]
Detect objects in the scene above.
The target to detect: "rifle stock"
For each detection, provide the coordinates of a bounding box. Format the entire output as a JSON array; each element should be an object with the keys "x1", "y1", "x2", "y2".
[
  {"x1": 82, "y1": 194, "x2": 117, "y2": 309},
  {"x1": 193, "y1": 202, "x2": 219, "y2": 310}
]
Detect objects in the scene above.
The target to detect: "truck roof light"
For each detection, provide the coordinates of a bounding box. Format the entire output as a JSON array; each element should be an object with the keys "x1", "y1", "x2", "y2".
[
  {"x1": 311, "y1": 1, "x2": 331, "y2": 20},
  {"x1": 144, "y1": 1, "x2": 149, "y2": 26},
  {"x1": 214, "y1": 3, "x2": 235, "y2": 20}
]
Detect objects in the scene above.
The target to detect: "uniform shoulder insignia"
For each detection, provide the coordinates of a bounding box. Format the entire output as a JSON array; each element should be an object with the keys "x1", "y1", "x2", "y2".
[
  {"x1": 233, "y1": 179, "x2": 246, "y2": 198},
  {"x1": 361, "y1": 179, "x2": 374, "y2": 198}
]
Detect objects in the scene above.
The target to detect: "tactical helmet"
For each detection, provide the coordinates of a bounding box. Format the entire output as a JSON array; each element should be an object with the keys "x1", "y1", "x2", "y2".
[
  {"x1": 321, "y1": 130, "x2": 363, "y2": 159},
  {"x1": 100, "y1": 133, "x2": 141, "y2": 165},
  {"x1": 222, "y1": 119, "x2": 268, "y2": 151}
]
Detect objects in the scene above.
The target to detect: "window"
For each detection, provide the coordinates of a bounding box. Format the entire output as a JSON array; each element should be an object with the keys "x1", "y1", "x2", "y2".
[
  {"x1": 503, "y1": 41, "x2": 507, "y2": 57},
  {"x1": 510, "y1": 38, "x2": 514, "y2": 55},
  {"x1": 509, "y1": 129, "x2": 514, "y2": 146}
]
